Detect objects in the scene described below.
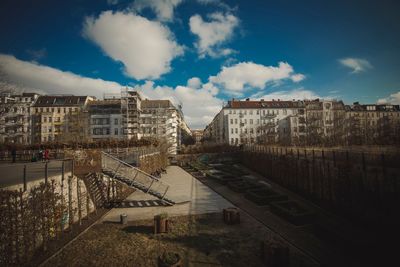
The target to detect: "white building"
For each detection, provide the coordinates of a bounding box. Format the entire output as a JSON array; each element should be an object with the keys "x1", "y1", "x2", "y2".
[
  {"x1": 204, "y1": 98, "x2": 306, "y2": 145},
  {"x1": 0, "y1": 92, "x2": 39, "y2": 144},
  {"x1": 87, "y1": 99, "x2": 123, "y2": 141},
  {"x1": 140, "y1": 99, "x2": 191, "y2": 155}
]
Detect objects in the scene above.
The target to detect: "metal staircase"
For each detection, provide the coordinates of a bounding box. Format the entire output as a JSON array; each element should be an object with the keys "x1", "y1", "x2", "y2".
[{"x1": 101, "y1": 152, "x2": 174, "y2": 205}]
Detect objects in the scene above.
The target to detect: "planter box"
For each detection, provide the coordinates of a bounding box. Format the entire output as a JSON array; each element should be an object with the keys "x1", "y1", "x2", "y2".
[
  {"x1": 270, "y1": 201, "x2": 315, "y2": 225},
  {"x1": 245, "y1": 188, "x2": 288, "y2": 206},
  {"x1": 227, "y1": 180, "x2": 259, "y2": 193},
  {"x1": 213, "y1": 174, "x2": 243, "y2": 185}
]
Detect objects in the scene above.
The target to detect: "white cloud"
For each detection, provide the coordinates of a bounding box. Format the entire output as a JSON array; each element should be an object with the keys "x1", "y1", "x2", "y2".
[
  {"x1": 252, "y1": 88, "x2": 320, "y2": 101},
  {"x1": 189, "y1": 12, "x2": 239, "y2": 58},
  {"x1": 290, "y1": 73, "x2": 306, "y2": 82},
  {"x1": 135, "y1": 80, "x2": 223, "y2": 129},
  {"x1": 339, "y1": 57, "x2": 372, "y2": 73},
  {"x1": 0, "y1": 54, "x2": 121, "y2": 98},
  {"x1": 132, "y1": 0, "x2": 183, "y2": 22},
  {"x1": 209, "y1": 61, "x2": 305, "y2": 93},
  {"x1": 187, "y1": 77, "x2": 202, "y2": 89},
  {"x1": 82, "y1": 11, "x2": 184, "y2": 80},
  {"x1": 377, "y1": 91, "x2": 400, "y2": 105}
]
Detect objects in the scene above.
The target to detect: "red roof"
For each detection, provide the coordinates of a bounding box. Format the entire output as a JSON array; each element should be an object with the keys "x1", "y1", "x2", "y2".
[{"x1": 226, "y1": 100, "x2": 305, "y2": 109}]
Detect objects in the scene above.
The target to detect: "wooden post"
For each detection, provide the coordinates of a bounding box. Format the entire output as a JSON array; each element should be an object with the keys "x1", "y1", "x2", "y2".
[
  {"x1": 61, "y1": 161, "x2": 65, "y2": 233},
  {"x1": 23, "y1": 165, "x2": 27, "y2": 192},
  {"x1": 45, "y1": 162, "x2": 48, "y2": 184},
  {"x1": 77, "y1": 178, "x2": 82, "y2": 226},
  {"x1": 68, "y1": 176, "x2": 73, "y2": 229},
  {"x1": 333, "y1": 150, "x2": 336, "y2": 167}
]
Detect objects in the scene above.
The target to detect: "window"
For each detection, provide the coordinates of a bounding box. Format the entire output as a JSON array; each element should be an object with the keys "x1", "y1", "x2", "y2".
[
  {"x1": 250, "y1": 119, "x2": 253, "y2": 124},
  {"x1": 49, "y1": 117, "x2": 52, "y2": 122},
  {"x1": 257, "y1": 110, "x2": 259, "y2": 115},
  {"x1": 244, "y1": 119, "x2": 247, "y2": 124},
  {"x1": 44, "y1": 117, "x2": 47, "y2": 123},
  {"x1": 230, "y1": 119, "x2": 233, "y2": 124},
  {"x1": 250, "y1": 110, "x2": 253, "y2": 115},
  {"x1": 114, "y1": 118, "x2": 118, "y2": 125},
  {"x1": 235, "y1": 128, "x2": 238, "y2": 134},
  {"x1": 283, "y1": 109, "x2": 287, "y2": 115},
  {"x1": 235, "y1": 119, "x2": 238, "y2": 124},
  {"x1": 57, "y1": 108, "x2": 60, "y2": 113},
  {"x1": 231, "y1": 128, "x2": 233, "y2": 134},
  {"x1": 114, "y1": 128, "x2": 118, "y2": 135}
]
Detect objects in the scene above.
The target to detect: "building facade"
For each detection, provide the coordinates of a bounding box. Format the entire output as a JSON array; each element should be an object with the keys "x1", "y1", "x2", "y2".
[
  {"x1": 345, "y1": 102, "x2": 400, "y2": 145},
  {"x1": 87, "y1": 99, "x2": 123, "y2": 141},
  {"x1": 31, "y1": 95, "x2": 93, "y2": 143},
  {"x1": 0, "y1": 93, "x2": 39, "y2": 144},
  {"x1": 204, "y1": 98, "x2": 306, "y2": 145},
  {"x1": 140, "y1": 99, "x2": 191, "y2": 154},
  {"x1": 205, "y1": 98, "x2": 400, "y2": 146}
]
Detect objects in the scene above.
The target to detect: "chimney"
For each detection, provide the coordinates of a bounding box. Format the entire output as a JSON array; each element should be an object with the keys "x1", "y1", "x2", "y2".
[
  {"x1": 260, "y1": 99, "x2": 264, "y2": 101},
  {"x1": 246, "y1": 98, "x2": 250, "y2": 101},
  {"x1": 277, "y1": 99, "x2": 280, "y2": 101}
]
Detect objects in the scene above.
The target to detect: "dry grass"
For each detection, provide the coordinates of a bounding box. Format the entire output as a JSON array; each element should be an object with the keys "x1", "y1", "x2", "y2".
[{"x1": 43, "y1": 213, "x2": 312, "y2": 267}]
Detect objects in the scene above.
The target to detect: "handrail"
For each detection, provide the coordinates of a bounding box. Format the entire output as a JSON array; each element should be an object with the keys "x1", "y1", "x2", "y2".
[{"x1": 101, "y1": 151, "x2": 171, "y2": 187}]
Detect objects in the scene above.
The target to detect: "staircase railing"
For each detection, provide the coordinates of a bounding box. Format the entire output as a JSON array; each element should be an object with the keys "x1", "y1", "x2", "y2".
[{"x1": 101, "y1": 151, "x2": 170, "y2": 200}]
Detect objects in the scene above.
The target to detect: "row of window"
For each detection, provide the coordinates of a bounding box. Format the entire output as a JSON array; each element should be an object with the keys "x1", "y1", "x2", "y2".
[
  {"x1": 92, "y1": 128, "x2": 119, "y2": 135},
  {"x1": 35, "y1": 107, "x2": 79, "y2": 113},
  {"x1": 230, "y1": 118, "x2": 279, "y2": 125},
  {"x1": 41, "y1": 116, "x2": 61, "y2": 123},
  {"x1": 92, "y1": 118, "x2": 119, "y2": 125},
  {"x1": 228, "y1": 109, "x2": 291, "y2": 115},
  {"x1": 230, "y1": 137, "x2": 255, "y2": 144}
]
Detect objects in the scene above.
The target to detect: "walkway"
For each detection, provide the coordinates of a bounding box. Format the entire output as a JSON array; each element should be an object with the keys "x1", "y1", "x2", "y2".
[{"x1": 101, "y1": 166, "x2": 232, "y2": 222}]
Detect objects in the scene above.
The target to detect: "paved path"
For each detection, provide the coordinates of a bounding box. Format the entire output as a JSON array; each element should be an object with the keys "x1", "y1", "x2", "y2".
[{"x1": 101, "y1": 166, "x2": 233, "y2": 222}]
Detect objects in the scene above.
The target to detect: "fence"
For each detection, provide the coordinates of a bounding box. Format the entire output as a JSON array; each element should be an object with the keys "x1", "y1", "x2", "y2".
[
  {"x1": 0, "y1": 159, "x2": 73, "y2": 190},
  {"x1": 241, "y1": 145, "x2": 400, "y2": 225}
]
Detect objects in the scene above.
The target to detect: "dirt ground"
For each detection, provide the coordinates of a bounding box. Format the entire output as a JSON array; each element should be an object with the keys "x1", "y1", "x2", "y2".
[{"x1": 43, "y1": 212, "x2": 315, "y2": 267}]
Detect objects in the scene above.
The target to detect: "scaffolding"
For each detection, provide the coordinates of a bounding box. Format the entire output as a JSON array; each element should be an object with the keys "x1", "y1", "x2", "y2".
[{"x1": 121, "y1": 88, "x2": 142, "y2": 140}]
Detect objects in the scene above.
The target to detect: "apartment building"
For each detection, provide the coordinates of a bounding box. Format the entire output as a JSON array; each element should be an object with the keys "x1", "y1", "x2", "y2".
[
  {"x1": 204, "y1": 98, "x2": 306, "y2": 145},
  {"x1": 345, "y1": 102, "x2": 400, "y2": 145},
  {"x1": 0, "y1": 92, "x2": 39, "y2": 144},
  {"x1": 87, "y1": 99, "x2": 123, "y2": 141},
  {"x1": 140, "y1": 99, "x2": 191, "y2": 154},
  {"x1": 191, "y1": 130, "x2": 204, "y2": 144},
  {"x1": 31, "y1": 95, "x2": 93, "y2": 143},
  {"x1": 304, "y1": 99, "x2": 346, "y2": 145},
  {"x1": 121, "y1": 89, "x2": 142, "y2": 140}
]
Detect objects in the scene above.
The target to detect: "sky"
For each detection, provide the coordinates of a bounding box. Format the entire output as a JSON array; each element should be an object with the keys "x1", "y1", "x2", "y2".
[{"x1": 0, "y1": 0, "x2": 400, "y2": 129}]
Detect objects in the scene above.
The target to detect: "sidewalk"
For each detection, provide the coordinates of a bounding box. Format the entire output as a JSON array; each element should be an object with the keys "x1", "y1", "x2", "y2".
[{"x1": 101, "y1": 166, "x2": 233, "y2": 222}]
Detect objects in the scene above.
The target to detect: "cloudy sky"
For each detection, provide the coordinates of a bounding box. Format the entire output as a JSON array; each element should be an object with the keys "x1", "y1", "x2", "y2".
[{"x1": 0, "y1": 0, "x2": 400, "y2": 129}]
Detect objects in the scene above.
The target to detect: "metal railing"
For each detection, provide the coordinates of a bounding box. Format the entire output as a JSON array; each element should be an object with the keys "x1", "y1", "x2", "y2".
[
  {"x1": 101, "y1": 152, "x2": 170, "y2": 200},
  {"x1": 0, "y1": 159, "x2": 73, "y2": 190}
]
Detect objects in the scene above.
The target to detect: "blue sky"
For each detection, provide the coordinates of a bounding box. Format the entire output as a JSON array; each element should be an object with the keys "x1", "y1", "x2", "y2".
[{"x1": 0, "y1": 0, "x2": 399, "y2": 128}]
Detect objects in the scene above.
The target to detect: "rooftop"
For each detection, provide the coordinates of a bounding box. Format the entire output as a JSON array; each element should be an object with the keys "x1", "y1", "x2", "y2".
[
  {"x1": 33, "y1": 95, "x2": 91, "y2": 107},
  {"x1": 225, "y1": 99, "x2": 305, "y2": 109}
]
